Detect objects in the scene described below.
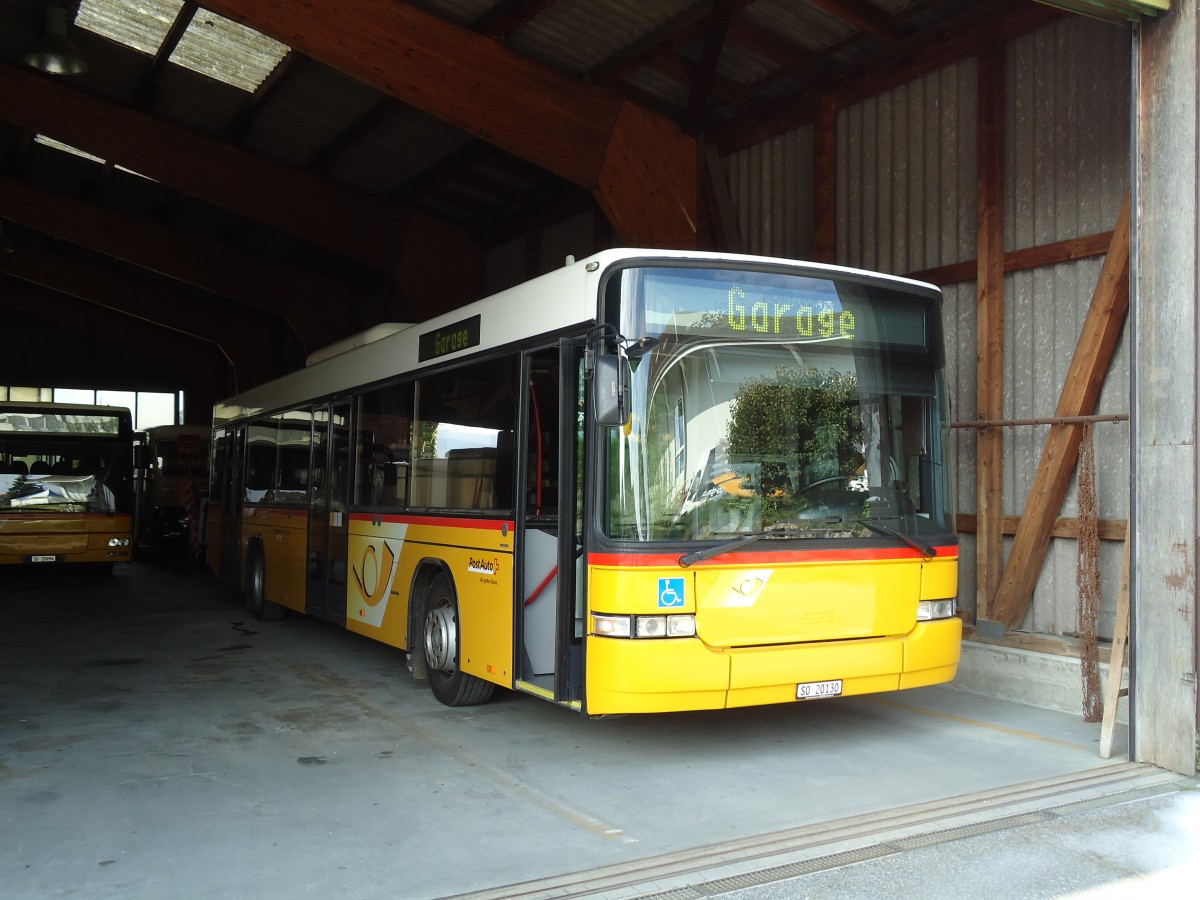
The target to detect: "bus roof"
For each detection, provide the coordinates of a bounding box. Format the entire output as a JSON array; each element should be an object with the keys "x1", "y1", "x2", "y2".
[{"x1": 212, "y1": 248, "x2": 939, "y2": 428}]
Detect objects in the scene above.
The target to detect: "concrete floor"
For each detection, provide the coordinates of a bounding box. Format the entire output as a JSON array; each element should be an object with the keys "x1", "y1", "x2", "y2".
[{"x1": 0, "y1": 562, "x2": 1192, "y2": 900}]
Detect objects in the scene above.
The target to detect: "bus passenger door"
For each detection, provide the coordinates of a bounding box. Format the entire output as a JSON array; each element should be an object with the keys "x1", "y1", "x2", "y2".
[
  {"x1": 306, "y1": 400, "x2": 352, "y2": 621},
  {"x1": 518, "y1": 341, "x2": 585, "y2": 704},
  {"x1": 214, "y1": 427, "x2": 245, "y2": 585}
]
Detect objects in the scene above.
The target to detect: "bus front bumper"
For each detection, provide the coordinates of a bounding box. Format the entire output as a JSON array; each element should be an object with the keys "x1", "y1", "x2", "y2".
[{"x1": 584, "y1": 617, "x2": 963, "y2": 715}]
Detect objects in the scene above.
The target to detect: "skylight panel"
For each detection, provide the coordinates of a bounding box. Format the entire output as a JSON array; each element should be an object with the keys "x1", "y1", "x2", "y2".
[
  {"x1": 34, "y1": 136, "x2": 156, "y2": 180},
  {"x1": 170, "y1": 10, "x2": 289, "y2": 92},
  {"x1": 34, "y1": 135, "x2": 105, "y2": 164},
  {"x1": 76, "y1": 0, "x2": 182, "y2": 56},
  {"x1": 75, "y1": 0, "x2": 290, "y2": 92}
]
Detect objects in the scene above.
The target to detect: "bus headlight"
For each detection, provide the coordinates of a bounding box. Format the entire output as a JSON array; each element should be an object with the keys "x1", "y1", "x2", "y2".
[
  {"x1": 593, "y1": 614, "x2": 632, "y2": 638},
  {"x1": 107, "y1": 538, "x2": 131, "y2": 548},
  {"x1": 593, "y1": 613, "x2": 696, "y2": 639},
  {"x1": 917, "y1": 599, "x2": 957, "y2": 621}
]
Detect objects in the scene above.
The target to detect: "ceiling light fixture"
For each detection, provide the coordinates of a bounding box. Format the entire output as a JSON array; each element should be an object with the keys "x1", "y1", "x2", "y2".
[{"x1": 24, "y1": 3, "x2": 89, "y2": 75}]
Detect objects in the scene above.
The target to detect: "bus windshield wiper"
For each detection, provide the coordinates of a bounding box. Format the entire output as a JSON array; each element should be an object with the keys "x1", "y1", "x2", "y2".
[
  {"x1": 850, "y1": 515, "x2": 936, "y2": 560},
  {"x1": 678, "y1": 526, "x2": 803, "y2": 568}
]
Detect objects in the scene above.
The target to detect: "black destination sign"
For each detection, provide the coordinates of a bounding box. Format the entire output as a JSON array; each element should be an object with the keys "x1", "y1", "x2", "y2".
[{"x1": 418, "y1": 315, "x2": 482, "y2": 362}]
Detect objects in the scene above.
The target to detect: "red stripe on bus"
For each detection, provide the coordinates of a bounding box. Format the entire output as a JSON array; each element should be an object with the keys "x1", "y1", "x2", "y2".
[{"x1": 587, "y1": 545, "x2": 958, "y2": 567}]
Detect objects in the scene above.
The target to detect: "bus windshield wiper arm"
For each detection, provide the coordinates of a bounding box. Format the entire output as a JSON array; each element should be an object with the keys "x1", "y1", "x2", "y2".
[
  {"x1": 851, "y1": 516, "x2": 936, "y2": 560},
  {"x1": 678, "y1": 528, "x2": 800, "y2": 568}
]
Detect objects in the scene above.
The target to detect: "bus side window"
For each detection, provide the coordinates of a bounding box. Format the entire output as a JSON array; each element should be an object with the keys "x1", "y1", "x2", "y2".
[{"x1": 355, "y1": 382, "x2": 413, "y2": 512}]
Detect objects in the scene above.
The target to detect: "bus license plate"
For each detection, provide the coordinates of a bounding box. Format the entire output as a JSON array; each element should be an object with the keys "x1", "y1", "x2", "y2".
[
  {"x1": 29, "y1": 555, "x2": 60, "y2": 563},
  {"x1": 796, "y1": 679, "x2": 843, "y2": 700}
]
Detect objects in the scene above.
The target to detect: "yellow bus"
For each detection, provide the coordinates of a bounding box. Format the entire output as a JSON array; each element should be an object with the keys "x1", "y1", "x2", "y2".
[
  {"x1": 0, "y1": 402, "x2": 137, "y2": 570},
  {"x1": 206, "y1": 249, "x2": 960, "y2": 714}
]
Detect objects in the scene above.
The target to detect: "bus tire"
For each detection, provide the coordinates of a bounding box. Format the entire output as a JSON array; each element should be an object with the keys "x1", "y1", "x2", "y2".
[
  {"x1": 422, "y1": 572, "x2": 494, "y2": 707},
  {"x1": 246, "y1": 546, "x2": 286, "y2": 622}
]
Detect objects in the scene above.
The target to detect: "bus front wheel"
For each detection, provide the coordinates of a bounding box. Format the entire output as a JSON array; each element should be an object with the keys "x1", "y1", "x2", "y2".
[
  {"x1": 246, "y1": 547, "x2": 286, "y2": 622},
  {"x1": 422, "y1": 573, "x2": 494, "y2": 707}
]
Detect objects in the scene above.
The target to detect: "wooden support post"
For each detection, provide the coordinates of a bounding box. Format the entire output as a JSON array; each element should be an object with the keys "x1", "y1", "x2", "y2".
[
  {"x1": 975, "y1": 37, "x2": 1005, "y2": 623},
  {"x1": 812, "y1": 95, "x2": 837, "y2": 264},
  {"x1": 990, "y1": 192, "x2": 1131, "y2": 629},
  {"x1": 1099, "y1": 522, "x2": 1131, "y2": 758}
]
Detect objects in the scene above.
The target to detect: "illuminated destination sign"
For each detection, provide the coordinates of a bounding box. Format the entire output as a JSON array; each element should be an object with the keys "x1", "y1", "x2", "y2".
[
  {"x1": 418, "y1": 314, "x2": 482, "y2": 362},
  {"x1": 638, "y1": 268, "x2": 932, "y2": 353},
  {"x1": 725, "y1": 285, "x2": 856, "y2": 341}
]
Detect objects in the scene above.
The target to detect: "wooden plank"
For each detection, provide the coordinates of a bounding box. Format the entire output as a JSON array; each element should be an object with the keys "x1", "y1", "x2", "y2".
[
  {"x1": 975, "y1": 36, "x2": 1005, "y2": 621},
  {"x1": 595, "y1": 101, "x2": 698, "y2": 247},
  {"x1": 1099, "y1": 523, "x2": 1131, "y2": 759},
  {"x1": 908, "y1": 230, "x2": 1115, "y2": 286},
  {"x1": 991, "y1": 192, "x2": 1131, "y2": 629},
  {"x1": 702, "y1": 141, "x2": 743, "y2": 252},
  {"x1": 965, "y1": 627, "x2": 1113, "y2": 664},
  {"x1": 812, "y1": 95, "x2": 837, "y2": 264},
  {"x1": 203, "y1": 0, "x2": 698, "y2": 246},
  {"x1": 0, "y1": 63, "x2": 403, "y2": 272},
  {"x1": 956, "y1": 514, "x2": 1128, "y2": 542}
]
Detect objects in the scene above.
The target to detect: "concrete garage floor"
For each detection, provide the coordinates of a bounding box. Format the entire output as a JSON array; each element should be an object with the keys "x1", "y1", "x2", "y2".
[{"x1": 0, "y1": 563, "x2": 1192, "y2": 900}]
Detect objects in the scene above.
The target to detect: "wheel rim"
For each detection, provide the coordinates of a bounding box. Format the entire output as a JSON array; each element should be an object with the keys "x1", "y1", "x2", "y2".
[{"x1": 424, "y1": 598, "x2": 457, "y2": 674}]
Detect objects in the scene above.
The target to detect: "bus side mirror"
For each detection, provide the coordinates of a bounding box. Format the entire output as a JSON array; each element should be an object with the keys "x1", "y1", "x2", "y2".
[{"x1": 593, "y1": 353, "x2": 631, "y2": 427}]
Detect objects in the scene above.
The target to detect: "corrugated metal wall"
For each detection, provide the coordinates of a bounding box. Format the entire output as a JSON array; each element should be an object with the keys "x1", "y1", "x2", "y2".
[
  {"x1": 723, "y1": 126, "x2": 815, "y2": 260},
  {"x1": 721, "y1": 15, "x2": 1131, "y2": 639}
]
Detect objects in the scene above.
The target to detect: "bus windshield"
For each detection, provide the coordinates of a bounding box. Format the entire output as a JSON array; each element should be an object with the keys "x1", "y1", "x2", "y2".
[
  {"x1": 605, "y1": 265, "x2": 954, "y2": 544},
  {"x1": 0, "y1": 407, "x2": 133, "y2": 516}
]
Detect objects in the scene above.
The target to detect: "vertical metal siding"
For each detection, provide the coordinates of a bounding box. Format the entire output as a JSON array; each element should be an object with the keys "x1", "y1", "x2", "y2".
[
  {"x1": 722, "y1": 126, "x2": 814, "y2": 260},
  {"x1": 836, "y1": 58, "x2": 979, "y2": 276}
]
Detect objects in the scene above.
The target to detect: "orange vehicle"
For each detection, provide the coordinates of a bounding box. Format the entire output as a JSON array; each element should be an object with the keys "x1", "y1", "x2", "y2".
[
  {"x1": 0, "y1": 402, "x2": 136, "y2": 570},
  {"x1": 136, "y1": 424, "x2": 209, "y2": 566},
  {"x1": 206, "y1": 250, "x2": 960, "y2": 714}
]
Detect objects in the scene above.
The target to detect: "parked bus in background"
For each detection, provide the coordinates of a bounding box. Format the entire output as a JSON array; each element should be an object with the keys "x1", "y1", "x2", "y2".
[
  {"x1": 0, "y1": 402, "x2": 137, "y2": 570},
  {"x1": 206, "y1": 249, "x2": 961, "y2": 715},
  {"x1": 136, "y1": 424, "x2": 209, "y2": 567}
]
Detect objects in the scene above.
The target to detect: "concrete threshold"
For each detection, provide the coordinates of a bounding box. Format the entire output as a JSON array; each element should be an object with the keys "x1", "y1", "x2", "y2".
[{"x1": 447, "y1": 763, "x2": 1188, "y2": 900}]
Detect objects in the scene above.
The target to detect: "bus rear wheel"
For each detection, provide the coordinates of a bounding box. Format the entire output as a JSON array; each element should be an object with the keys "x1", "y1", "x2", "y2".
[
  {"x1": 422, "y1": 573, "x2": 494, "y2": 707},
  {"x1": 246, "y1": 547, "x2": 286, "y2": 621}
]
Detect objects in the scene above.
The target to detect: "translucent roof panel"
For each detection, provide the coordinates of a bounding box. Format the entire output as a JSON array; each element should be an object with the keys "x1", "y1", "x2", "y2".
[
  {"x1": 76, "y1": 0, "x2": 182, "y2": 56},
  {"x1": 171, "y1": 10, "x2": 289, "y2": 92},
  {"x1": 75, "y1": 0, "x2": 289, "y2": 92}
]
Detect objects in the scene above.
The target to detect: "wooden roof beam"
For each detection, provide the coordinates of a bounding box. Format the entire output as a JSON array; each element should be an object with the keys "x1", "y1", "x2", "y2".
[
  {"x1": 0, "y1": 175, "x2": 353, "y2": 353},
  {"x1": 0, "y1": 62, "x2": 404, "y2": 271},
  {"x1": 809, "y1": 0, "x2": 906, "y2": 43},
  {"x1": 0, "y1": 248, "x2": 282, "y2": 390},
  {"x1": 202, "y1": 0, "x2": 697, "y2": 246}
]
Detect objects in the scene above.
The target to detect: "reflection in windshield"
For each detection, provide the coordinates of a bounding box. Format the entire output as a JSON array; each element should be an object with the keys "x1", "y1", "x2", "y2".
[{"x1": 604, "y1": 266, "x2": 953, "y2": 545}]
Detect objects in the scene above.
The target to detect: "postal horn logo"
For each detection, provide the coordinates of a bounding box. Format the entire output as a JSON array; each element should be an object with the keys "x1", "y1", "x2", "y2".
[{"x1": 468, "y1": 556, "x2": 501, "y2": 576}]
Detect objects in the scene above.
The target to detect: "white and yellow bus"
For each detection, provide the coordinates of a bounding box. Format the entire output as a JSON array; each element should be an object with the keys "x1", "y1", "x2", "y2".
[
  {"x1": 206, "y1": 249, "x2": 961, "y2": 714},
  {"x1": 0, "y1": 402, "x2": 137, "y2": 570}
]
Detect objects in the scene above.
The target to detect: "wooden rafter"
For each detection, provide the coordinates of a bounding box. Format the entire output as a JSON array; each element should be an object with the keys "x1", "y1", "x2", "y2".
[
  {"x1": 0, "y1": 63, "x2": 404, "y2": 271},
  {"x1": 201, "y1": 0, "x2": 697, "y2": 247},
  {"x1": 809, "y1": 0, "x2": 906, "y2": 42}
]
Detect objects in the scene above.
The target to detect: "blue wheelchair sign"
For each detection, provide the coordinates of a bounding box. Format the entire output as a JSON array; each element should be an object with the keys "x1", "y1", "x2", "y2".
[{"x1": 658, "y1": 577, "x2": 685, "y2": 608}]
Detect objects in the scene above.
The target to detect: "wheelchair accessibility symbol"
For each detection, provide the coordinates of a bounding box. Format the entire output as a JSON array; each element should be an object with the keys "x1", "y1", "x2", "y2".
[{"x1": 658, "y1": 577, "x2": 685, "y2": 608}]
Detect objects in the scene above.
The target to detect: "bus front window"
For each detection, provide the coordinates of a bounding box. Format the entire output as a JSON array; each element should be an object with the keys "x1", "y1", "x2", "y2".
[{"x1": 603, "y1": 266, "x2": 953, "y2": 545}]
